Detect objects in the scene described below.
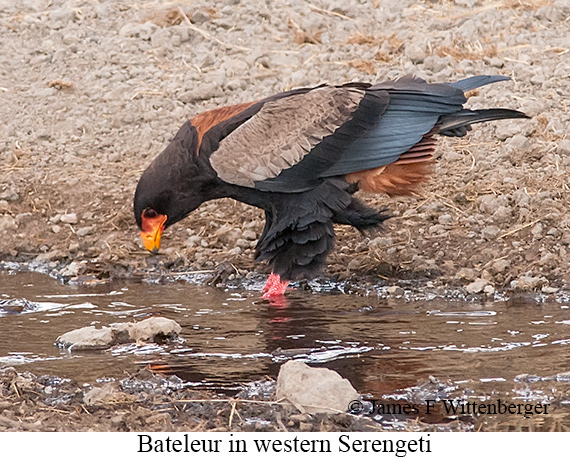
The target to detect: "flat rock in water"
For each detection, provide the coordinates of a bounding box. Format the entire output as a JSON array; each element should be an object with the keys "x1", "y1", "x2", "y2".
[
  {"x1": 276, "y1": 360, "x2": 359, "y2": 414},
  {"x1": 113, "y1": 316, "x2": 182, "y2": 344},
  {"x1": 55, "y1": 317, "x2": 182, "y2": 351}
]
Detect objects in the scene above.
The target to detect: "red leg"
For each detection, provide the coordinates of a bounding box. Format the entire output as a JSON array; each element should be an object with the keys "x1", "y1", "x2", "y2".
[{"x1": 262, "y1": 272, "x2": 290, "y2": 298}]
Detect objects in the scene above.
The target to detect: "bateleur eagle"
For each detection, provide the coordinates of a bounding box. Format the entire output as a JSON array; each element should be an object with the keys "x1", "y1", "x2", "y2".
[{"x1": 134, "y1": 75, "x2": 527, "y2": 297}]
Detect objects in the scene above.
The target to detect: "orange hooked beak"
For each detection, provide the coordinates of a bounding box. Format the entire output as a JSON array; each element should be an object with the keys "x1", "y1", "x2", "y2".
[{"x1": 140, "y1": 212, "x2": 167, "y2": 254}]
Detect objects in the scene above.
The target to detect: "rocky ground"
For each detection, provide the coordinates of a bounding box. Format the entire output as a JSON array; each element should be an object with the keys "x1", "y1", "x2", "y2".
[
  {"x1": 1, "y1": 0, "x2": 569, "y2": 293},
  {"x1": 0, "y1": 366, "x2": 473, "y2": 432},
  {"x1": 0, "y1": 0, "x2": 569, "y2": 432}
]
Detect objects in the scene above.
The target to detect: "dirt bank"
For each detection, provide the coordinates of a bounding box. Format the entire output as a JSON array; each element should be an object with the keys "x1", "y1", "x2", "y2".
[{"x1": 1, "y1": 0, "x2": 569, "y2": 292}]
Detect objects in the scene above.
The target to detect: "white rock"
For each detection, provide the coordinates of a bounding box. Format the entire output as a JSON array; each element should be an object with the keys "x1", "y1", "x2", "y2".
[
  {"x1": 465, "y1": 279, "x2": 489, "y2": 294},
  {"x1": 56, "y1": 326, "x2": 115, "y2": 350},
  {"x1": 405, "y1": 43, "x2": 426, "y2": 64},
  {"x1": 60, "y1": 213, "x2": 78, "y2": 224},
  {"x1": 76, "y1": 226, "x2": 93, "y2": 237},
  {"x1": 56, "y1": 317, "x2": 182, "y2": 351},
  {"x1": 276, "y1": 360, "x2": 359, "y2": 414}
]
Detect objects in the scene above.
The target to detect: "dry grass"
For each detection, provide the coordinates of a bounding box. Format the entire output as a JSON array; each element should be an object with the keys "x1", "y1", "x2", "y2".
[
  {"x1": 502, "y1": 0, "x2": 552, "y2": 10},
  {"x1": 432, "y1": 40, "x2": 498, "y2": 61},
  {"x1": 345, "y1": 33, "x2": 404, "y2": 66},
  {"x1": 346, "y1": 32, "x2": 378, "y2": 46},
  {"x1": 48, "y1": 79, "x2": 73, "y2": 90},
  {"x1": 348, "y1": 59, "x2": 377, "y2": 75},
  {"x1": 143, "y1": 7, "x2": 218, "y2": 27},
  {"x1": 289, "y1": 18, "x2": 323, "y2": 45}
]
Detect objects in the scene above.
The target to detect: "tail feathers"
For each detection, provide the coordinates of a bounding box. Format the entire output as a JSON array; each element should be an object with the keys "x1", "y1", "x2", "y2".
[
  {"x1": 438, "y1": 108, "x2": 529, "y2": 137},
  {"x1": 449, "y1": 75, "x2": 511, "y2": 92}
]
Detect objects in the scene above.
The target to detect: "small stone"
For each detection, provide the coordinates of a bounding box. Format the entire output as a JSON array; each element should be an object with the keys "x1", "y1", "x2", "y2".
[
  {"x1": 490, "y1": 259, "x2": 511, "y2": 274},
  {"x1": 347, "y1": 258, "x2": 361, "y2": 271},
  {"x1": 242, "y1": 229, "x2": 257, "y2": 240},
  {"x1": 481, "y1": 225, "x2": 500, "y2": 240},
  {"x1": 123, "y1": 316, "x2": 182, "y2": 343},
  {"x1": 484, "y1": 56, "x2": 504, "y2": 68},
  {"x1": 186, "y1": 235, "x2": 202, "y2": 247},
  {"x1": 84, "y1": 384, "x2": 133, "y2": 406},
  {"x1": 60, "y1": 261, "x2": 84, "y2": 277},
  {"x1": 48, "y1": 7, "x2": 76, "y2": 29},
  {"x1": 541, "y1": 286, "x2": 559, "y2": 294},
  {"x1": 483, "y1": 284, "x2": 495, "y2": 295},
  {"x1": 558, "y1": 139, "x2": 570, "y2": 155},
  {"x1": 236, "y1": 238, "x2": 249, "y2": 248},
  {"x1": 531, "y1": 222, "x2": 543, "y2": 238},
  {"x1": 215, "y1": 226, "x2": 242, "y2": 245},
  {"x1": 465, "y1": 279, "x2": 489, "y2": 294},
  {"x1": 405, "y1": 43, "x2": 426, "y2": 64},
  {"x1": 508, "y1": 134, "x2": 531, "y2": 151},
  {"x1": 387, "y1": 285, "x2": 404, "y2": 297},
  {"x1": 511, "y1": 275, "x2": 548, "y2": 291},
  {"x1": 0, "y1": 200, "x2": 9, "y2": 212},
  {"x1": 76, "y1": 226, "x2": 93, "y2": 237},
  {"x1": 456, "y1": 268, "x2": 478, "y2": 281},
  {"x1": 0, "y1": 215, "x2": 17, "y2": 232},
  {"x1": 192, "y1": 11, "x2": 211, "y2": 24},
  {"x1": 60, "y1": 213, "x2": 78, "y2": 224},
  {"x1": 368, "y1": 237, "x2": 392, "y2": 248}
]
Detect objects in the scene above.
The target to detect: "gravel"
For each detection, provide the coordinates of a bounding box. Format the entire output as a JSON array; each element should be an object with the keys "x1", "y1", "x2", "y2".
[{"x1": 0, "y1": 0, "x2": 568, "y2": 293}]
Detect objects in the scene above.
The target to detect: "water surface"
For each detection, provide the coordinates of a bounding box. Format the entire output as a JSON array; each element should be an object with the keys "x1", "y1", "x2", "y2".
[{"x1": 1, "y1": 270, "x2": 569, "y2": 429}]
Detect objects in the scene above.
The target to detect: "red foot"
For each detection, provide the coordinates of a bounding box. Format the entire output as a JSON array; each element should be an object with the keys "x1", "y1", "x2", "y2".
[{"x1": 262, "y1": 273, "x2": 290, "y2": 298}]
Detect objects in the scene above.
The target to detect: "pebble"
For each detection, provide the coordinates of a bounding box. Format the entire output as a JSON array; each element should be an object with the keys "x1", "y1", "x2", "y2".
[
  {"x1": 511, "y1": 275, "x2": 548, "y2": 291},
  {"x1": 386, "y1": 285, "x2": 404, "y2": 297},
  {"x1": 465, "y1": 279, "x2": 489, "y2": 294},
  {"x1": 60, "y1": 213, "x2": 78, "y2": 224},
  {"x1": 76, "y1": 226, "x2": 93, "y2": 237},
  {"x1": 404, "y1": 43, "x2": 426, "y2": 64},
  {"x1": 558, "y1": 139, "x2": 570, "y2": 155},
  {"x1": 481, "y1": 225, "x2": 500, "y2": 240},
  {"x1": 242, "y1": 229, "x2": 257, "y2": 241},
  {"x1": 347, "y1": 258, "x2": 361, "y2": 271},
  {"x1": 490, "y1": 259, "x2": 511, "y2": 274},
  {"x1": 0, "y1": 215, "x2": 17, "y2": 232}
]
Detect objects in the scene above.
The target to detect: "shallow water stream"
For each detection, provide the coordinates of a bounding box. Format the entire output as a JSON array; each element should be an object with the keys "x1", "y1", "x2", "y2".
[{"x1": 1, "y1": 270, "x2": 569, "y2": 429}]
